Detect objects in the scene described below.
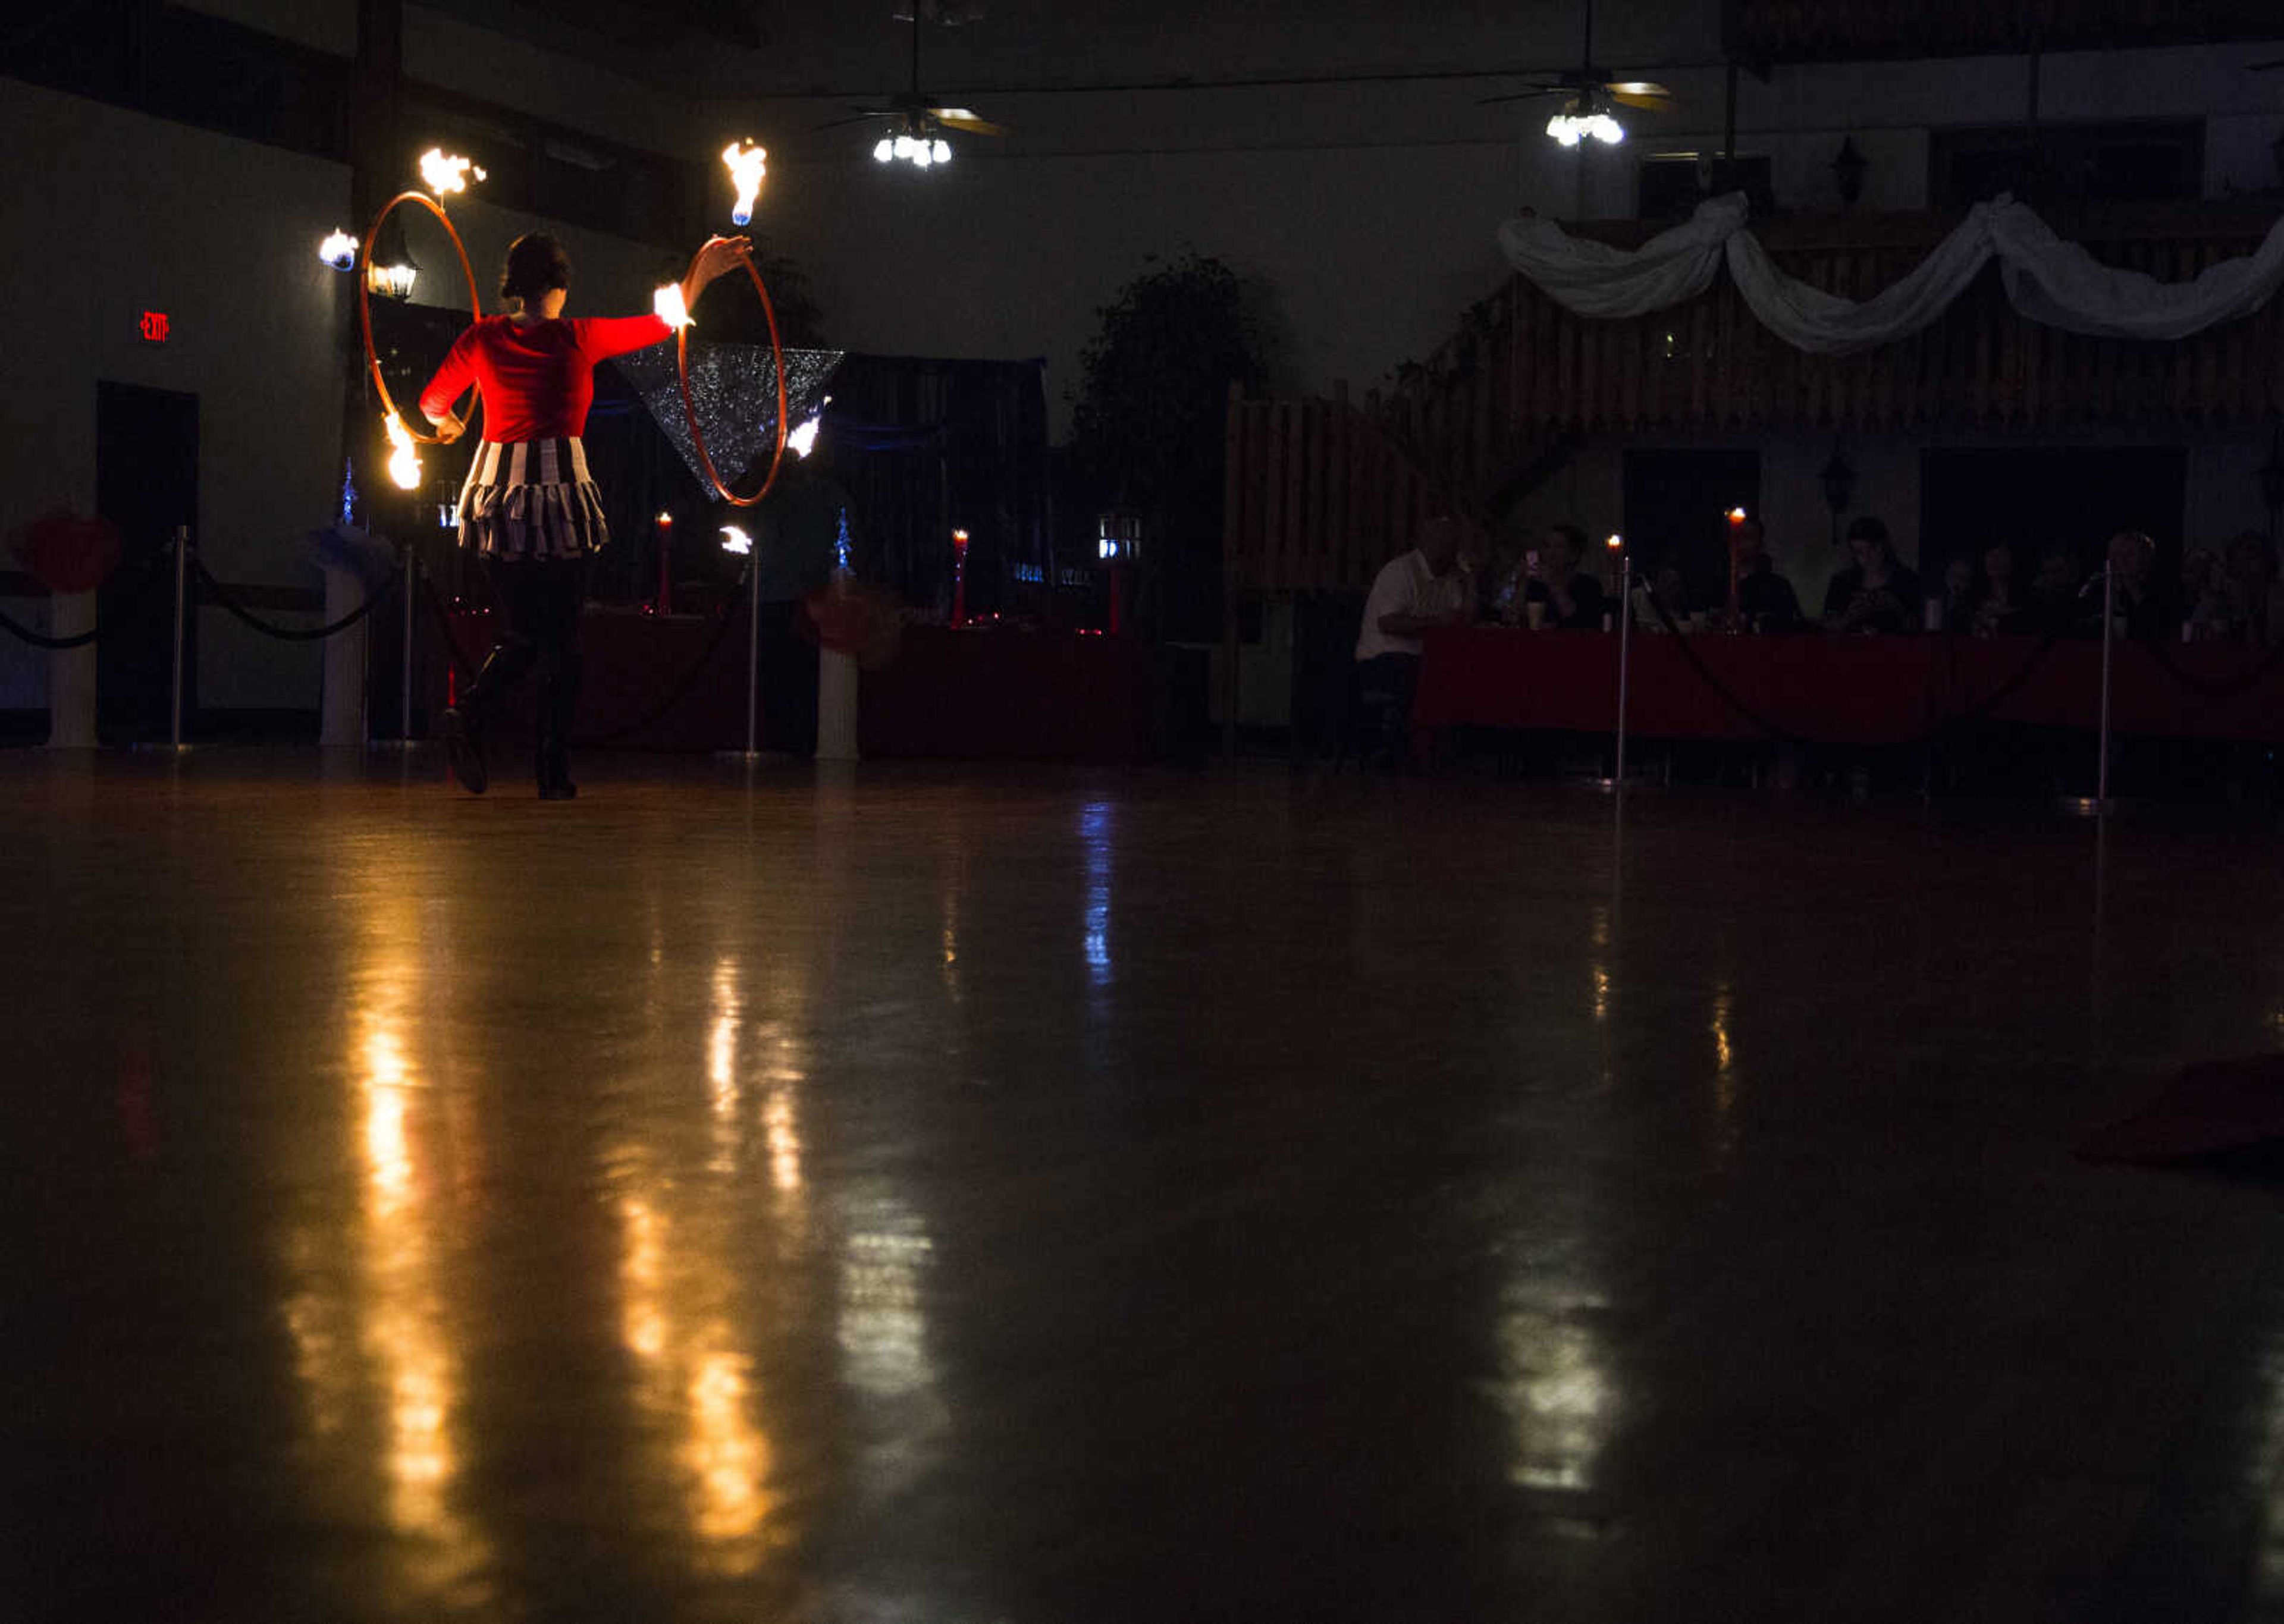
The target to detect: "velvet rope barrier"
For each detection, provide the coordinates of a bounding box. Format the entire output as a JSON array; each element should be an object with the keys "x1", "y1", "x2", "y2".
[
  {"x1": 192, "y1": 558, "x2": 401, "y2": 643},
  {"x1": 357, "y1": 190, "x2": 483, "y2": 442},
  {"x1": 0, "y1": 606, "x2": 98, "y2": 651},
  {"x1": 676, "y1": 250, "x2": 789, "y2": 508}
]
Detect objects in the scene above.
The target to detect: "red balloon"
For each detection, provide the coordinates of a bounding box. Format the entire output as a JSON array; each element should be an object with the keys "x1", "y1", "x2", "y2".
[
  {"x1": 801, "y1": 578, "x2": 905, "y2": 670},
  {"x1": 10, "y1": 510, "x2": 123, "y2": 593}
]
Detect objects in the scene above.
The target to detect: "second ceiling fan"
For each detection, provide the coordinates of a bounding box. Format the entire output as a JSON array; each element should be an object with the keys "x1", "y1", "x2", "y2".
[
  {"x1": 820, "y1": 4, "x2": 1010, "y2": 168},
  {"x1": 1480, "y1": 0, "x2": 1676, "y2": 145}
]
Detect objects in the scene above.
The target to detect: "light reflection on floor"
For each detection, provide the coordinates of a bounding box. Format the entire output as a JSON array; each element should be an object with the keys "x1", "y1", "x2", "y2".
[{"x1": 8, "y1": 758, "x2": 2284, "y2": 1623}]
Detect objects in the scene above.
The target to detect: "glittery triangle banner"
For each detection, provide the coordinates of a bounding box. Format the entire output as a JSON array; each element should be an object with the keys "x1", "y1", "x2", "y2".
[{"x1": 612, "y1": 344, "x2": 845, "y2": 495}]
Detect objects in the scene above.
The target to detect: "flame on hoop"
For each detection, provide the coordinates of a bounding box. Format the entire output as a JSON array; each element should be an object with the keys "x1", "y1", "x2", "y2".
[
  {"x1": 418, "y1": 148, "x2": 485, "y2": 197},
  {"x1": 720, "y1": 526, "x2": 752, "y2": 556},
  {"x1": 384, "y1": 415, "x2": 423, "y2": 491},
  {"x1": 721, "y1": 142, "x2": 767, "y2": 227},
  {"x1": 318, "y1": 230, "x2": 359, "y2": 271},
  {"x1": 654, "y1": 282, "x2": 693, "y2": 331},
  {"x1": 788, "y1": 395, "x2": 830, "y2": 460}
]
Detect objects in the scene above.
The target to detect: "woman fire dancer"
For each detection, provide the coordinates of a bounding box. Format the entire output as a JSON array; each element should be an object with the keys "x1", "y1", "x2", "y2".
[{"x1": 420, "y1": 230, "x2": 752, "y2": 799}]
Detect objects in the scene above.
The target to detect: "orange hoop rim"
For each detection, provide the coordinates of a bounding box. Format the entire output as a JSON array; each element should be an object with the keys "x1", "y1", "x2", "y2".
[
  {"x1": 357, "y1": 190, "x2": 482, "y2": 446},
  {"x1": 676, "y1": 252, "x2": 788, "y2": 509}
]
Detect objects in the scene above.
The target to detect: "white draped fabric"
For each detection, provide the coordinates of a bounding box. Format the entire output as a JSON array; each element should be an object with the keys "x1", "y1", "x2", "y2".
[
  {"x1": 1496, "y1": 193, "x2": 2284, "y2": 356},
  {"x1": 1495, "y1": 192, "x2": 1742, "y2": 320}
]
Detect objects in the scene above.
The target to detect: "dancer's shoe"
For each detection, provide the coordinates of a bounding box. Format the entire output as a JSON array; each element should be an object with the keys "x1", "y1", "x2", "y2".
[
  {"x1": 441, "y1": 706, "x2": 488, "y2": 794},
  {"x1": 537, "y1": 749, "x2": 578, "y2": 801}
]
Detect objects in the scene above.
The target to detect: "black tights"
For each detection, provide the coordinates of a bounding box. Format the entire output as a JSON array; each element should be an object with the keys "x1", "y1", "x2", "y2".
[{"x1": 469, "y1": 558, "x2": 587, "y2": 766}]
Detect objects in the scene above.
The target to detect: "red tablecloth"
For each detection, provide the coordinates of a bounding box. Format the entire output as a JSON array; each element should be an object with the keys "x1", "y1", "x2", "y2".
[
  {"x1": 433, "y1": 607, "x2": 746, "y2": 751},
  {"x1": 860, "y1": 627, "x2": 1154, "y2": 761},
  {"x1": 431, "y1": 615, "x2": 1157, "y2": 759},
  {"x1": 1414, "y1": 627, "x2": 2284, "y2": 745}
]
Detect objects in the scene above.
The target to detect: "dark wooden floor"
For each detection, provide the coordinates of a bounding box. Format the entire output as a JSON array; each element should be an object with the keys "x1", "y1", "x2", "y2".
[{"x1": 4, "y1": 749, "x2": 2283, "y2": 1623}]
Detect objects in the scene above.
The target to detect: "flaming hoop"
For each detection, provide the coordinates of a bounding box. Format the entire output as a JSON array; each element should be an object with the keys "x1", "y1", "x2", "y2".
[
  {"x1": 356, "y1": 190, "x2": 482, "y2": 452},
  {"x1": 674, "y1": 249, "x2": 788, "y2": 509}
]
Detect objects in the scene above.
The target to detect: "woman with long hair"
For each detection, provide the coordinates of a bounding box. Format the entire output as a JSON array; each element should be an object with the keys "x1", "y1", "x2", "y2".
[{"x1": 418, "y1": 229, "x2": 751, "y2": 798}]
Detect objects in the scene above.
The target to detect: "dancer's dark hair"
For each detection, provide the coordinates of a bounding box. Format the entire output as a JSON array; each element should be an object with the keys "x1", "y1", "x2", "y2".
[{"x1": 500, "y1": 234, "x2": 572, "y2": 307}]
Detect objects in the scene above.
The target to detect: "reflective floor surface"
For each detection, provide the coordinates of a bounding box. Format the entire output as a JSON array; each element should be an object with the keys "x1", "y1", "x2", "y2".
[{"x1": 5, "y1": 749, "x2": 2284, "y2": 1623}]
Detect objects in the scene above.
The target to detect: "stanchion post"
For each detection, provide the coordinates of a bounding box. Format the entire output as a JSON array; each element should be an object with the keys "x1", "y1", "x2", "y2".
[
  {"x1": 170, "y1": 524, "x2": 189, "y2": 750},
  {"x1": 1613, "y1": 552, "x2": 1633, "y2": 789},
  {"x1": 745, "y1": 568, "x2": 763, "y2": 756},
  {"x1": 2096, "y1": 561, "x2": 2114, "y2": 811},
  {"x1": 401, "y1": 547, "x2": 417, "y2": 742}
]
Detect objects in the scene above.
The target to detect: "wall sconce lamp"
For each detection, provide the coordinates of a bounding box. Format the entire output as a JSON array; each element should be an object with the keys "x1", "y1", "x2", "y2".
[
  {"x1": 1820, "y1": 442, "x2": 1857, "y2": 545},
  {"x1": 1832, "y1": 136, "x2": 1868, "y2": 208}
]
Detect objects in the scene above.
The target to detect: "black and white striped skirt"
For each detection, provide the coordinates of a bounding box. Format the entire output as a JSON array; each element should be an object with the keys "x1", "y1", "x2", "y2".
[{"x1": 456, "y1": 437, "x2": 611, "y2": 560}]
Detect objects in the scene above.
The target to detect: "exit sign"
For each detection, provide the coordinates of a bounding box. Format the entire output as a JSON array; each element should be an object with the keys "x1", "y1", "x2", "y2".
[{"x1": 139, "y1": 310, "x2": 170, "y2": 345}]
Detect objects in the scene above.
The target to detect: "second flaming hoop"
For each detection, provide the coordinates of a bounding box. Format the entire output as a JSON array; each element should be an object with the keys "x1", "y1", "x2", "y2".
[
  {"x1": 675, "y1": 250, "x2": 789, "y2": 509},
  {"x1": 356, "y1": 190, "x2": 483, "y2": 447}
]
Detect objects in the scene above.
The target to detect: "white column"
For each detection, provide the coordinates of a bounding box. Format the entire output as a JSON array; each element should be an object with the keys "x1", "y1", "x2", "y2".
[
  {"x1": 45, "y1": 592, "x2": 97, "y2": 749},
  {"x1": 318, "y1": 565, "x2": 369, "y2": 747},
  {"x1": 816, "y1": 645, "x2": 859, "y2": 762}
]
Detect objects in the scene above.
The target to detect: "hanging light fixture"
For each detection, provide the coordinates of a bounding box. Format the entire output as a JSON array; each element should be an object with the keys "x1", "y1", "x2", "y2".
[
  {"x1": 1546, "y1": 89, "x2": 1624, "y2": 147},
  {"x1": 876, "y1": 121, "x2": 953, "y2": 169},
  {"x1": 366, "y1": 212, "x2": 419, "y2": 302}
]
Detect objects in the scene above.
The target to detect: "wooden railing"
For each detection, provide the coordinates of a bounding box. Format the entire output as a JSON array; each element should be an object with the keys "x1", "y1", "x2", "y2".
[
  {"x1": 1377, "y1": 205, "x2": 2284, "y2": 453},
  {"x1": 1221, "y1": 382, "x2": 1479, "y2": 597}
]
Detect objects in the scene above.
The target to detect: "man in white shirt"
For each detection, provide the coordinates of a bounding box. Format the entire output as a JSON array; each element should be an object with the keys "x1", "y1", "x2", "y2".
[{"x1": 1353, "y1": 516, "x2": 1472, "y2": 755}]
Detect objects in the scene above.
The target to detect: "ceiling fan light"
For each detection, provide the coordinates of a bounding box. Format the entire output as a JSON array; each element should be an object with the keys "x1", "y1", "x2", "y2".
[
  {"x1": 873, "y1": 137, "x2": 894, "y2": 162},
  {"x1": 933, "y1": 139, "x2": 951, "y2": 164},
  {"x1": 1546, "y1": 113, "x2": 1584, "y2": 146},
  {"x1": 1592, "y1": 112, "x2": 1625, "y2": 144}
]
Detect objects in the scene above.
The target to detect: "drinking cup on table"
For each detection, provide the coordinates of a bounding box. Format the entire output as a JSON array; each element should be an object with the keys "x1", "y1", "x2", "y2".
[{"x1": 1525, "y1": 600, "x2": 1548, "y2": 631}]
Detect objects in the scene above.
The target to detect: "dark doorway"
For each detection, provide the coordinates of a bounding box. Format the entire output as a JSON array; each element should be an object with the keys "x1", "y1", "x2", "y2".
[
  {"x1": 96, "y1": 382, "x2": 199, "y2": 742},
  {"x1": 1919, "y1": 447, "x2": 2186, "y2": 583},
  {"x1": 1621, "y1": 450, "x2": 1761, "y2": 613}
]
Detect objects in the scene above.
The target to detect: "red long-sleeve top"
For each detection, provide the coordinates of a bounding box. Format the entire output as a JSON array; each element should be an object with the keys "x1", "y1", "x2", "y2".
[{"x1": 418, "y1": 314, "x2": 672, "y2": 444}]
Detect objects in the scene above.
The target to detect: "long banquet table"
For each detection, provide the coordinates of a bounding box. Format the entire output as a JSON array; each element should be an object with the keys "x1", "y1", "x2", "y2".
[
  {"x1": 428, "y1": 610, "x2": 1155, "y2": 758},
  {"x1": 1413, "y1": 626, "x2": 2284, "y2": 745}
]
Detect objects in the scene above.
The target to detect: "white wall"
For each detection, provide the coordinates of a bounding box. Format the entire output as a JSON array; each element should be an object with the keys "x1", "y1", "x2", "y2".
[
  {"x1": 0, "y1": 60, "x2": 686, "y2": 717},
  {"x1": 739, "y1": 33, "x2": 2282, "y2": 436},
  {"x1": 0, "y1": 80, "x2": 350, "y2": 711}
]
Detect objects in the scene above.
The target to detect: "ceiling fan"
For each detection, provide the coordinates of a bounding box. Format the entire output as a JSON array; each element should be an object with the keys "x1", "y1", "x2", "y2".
[
  {"x1": 818, "y1": 5, "x2": 1009, "y2": 167},
  {"x1": 1478, "y1": 0, "x2": 1675, "y2": 144}
]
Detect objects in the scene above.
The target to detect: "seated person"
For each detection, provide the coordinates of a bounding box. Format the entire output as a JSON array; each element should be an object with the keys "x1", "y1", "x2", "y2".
[
  {"x1": 2182, "y1": 545, "x2": 2225, "y2": 639},
  {"x1": 1971, "y1": 543, "x2": 2028, "y2": 637},
  {"x1": 1353, "y1": 514, "x2": 1473, "y2": 737},
  {"x1": 2210, "y1": 530, "x2": 2283, "y2": 645},
  {"x1": 2104, "y1": 529, "x2": 2179, "y2": 642},
  {"x1": 1932, "y1": 556, "x2": 1977, "y2": 633},
  {"x1": 1480, "y1": 535, "x2": 1527, "y2": 625},
  {"x1": 1646, "y1": 557, "x2": 1691, "y2": 626},
  {"x1": 2025, "y1": 546, "x2": 2087, "y2": 636},
  {"x1": 1821, "y1": 516, "x2": 1922, "y2": 635},
  {"x1": 1521, "y1": 523, "x2": 1609, "y2": 629},
  {"x1": 1730, "y1": 517, "x2": 1803, "y2": 631}
]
